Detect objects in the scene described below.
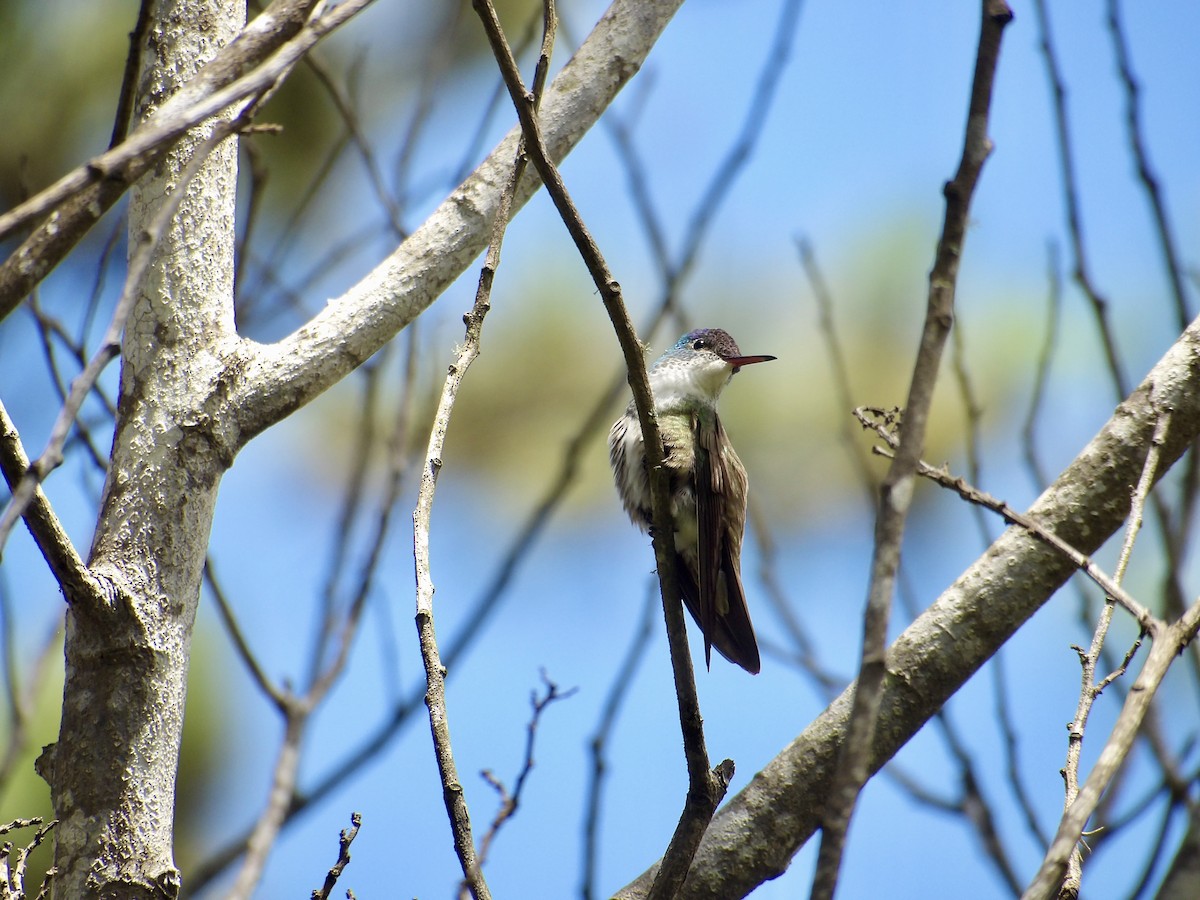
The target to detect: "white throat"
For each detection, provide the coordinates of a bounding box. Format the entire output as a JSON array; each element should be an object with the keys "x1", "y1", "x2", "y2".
[{"x1": 649, "y1": 356, "x2": 733, "y2": 412}]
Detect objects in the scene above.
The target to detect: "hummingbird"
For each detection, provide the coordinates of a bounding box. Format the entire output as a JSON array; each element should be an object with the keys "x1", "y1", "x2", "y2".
[{"x1": 608, "y1": 328, "x2": 775, "y2": 674}]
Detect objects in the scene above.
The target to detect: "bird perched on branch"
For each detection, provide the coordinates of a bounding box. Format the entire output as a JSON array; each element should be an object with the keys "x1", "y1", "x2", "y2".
[{"x1": 608, "y1": 328, "x2": 775, "y2": 674}]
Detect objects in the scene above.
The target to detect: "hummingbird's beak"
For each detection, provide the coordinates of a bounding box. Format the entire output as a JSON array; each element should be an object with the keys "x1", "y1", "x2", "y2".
[{"x1": 725, "y1": 354, "x2": 776, "y2": 374}]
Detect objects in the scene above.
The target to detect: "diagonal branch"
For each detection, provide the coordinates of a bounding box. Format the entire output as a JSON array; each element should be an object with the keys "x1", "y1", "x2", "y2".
[
  {"x1": 472, "y1": 2, "x2": 728, "y2": 897},
  {"x1": 0, "y1": 0, "x2": 333, "y2": 319},
  {"x1": 0, "y1": 119, "x2": 247, "y2": 561},
  {"x1": 615, "y1": 252, "x2": 1200, "y2": 900},
  {"x1": 231, "y1": 0, "x2": 690, "y2": 443},
  {"x1": 1021, "y1": 599, "x2": 1200, "y2": 900},
  {"x1": 411, "y1": 14, "x2": 557, "y2": 893},
  {"x1": 810, "y1": 3, "x2": 1012, "y2": 897},
  {"x1": 0, "y1": 400, "x2": 95, "y2": 602}
]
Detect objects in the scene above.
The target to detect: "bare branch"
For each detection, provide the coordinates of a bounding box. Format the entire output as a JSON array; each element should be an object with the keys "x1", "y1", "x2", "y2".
[
  {"x1": 411, "y1": 13, "x2": 553, "y2": 890},
  {"x1": 0, "y1": 0, "x2": 336, "y2": 317},
  {"x1": 1021, "y1": 240, "x2": 1063, "y2": 490},
  {"x1": 232, "y1": 0, "x2": 690, "y2": 441},
  {"x1": 582, "y1": 586, "x2": 657, "y2": 900},
  {"x1": 0, "y1": 401, "x2": 94, "y2": 601},
  {"x1": 203, "y1": 558, "x2": 289, "y2": 713},
  {"x1": 1032, "y1": 0, "x2": 1127, "y2": 400},
  {"x1": 310, "y1": 812, "x2": 362, "y2": 900},
  {"x1": 1105, "y1": 0, "x2": 1191, "y2": 330},
  {"x1": 0, "y1": 119, "x2": 245, "y2": 560},
  {"x1": 225, "y1": 709, "x2": 304, "y2": 899},
  {"x1": 1055, "y1": 410, "x2": 1170, "y2": 898},
  {"x1": 472, "y1": 672, "x2": 577, "y2": 885},
  {"x1": 855, "y1": 406, "x2": 1159, "y2": 632},
  {"x1": 473, "y1": 2, "x2": 732, "y2": 896},
  {"x1": 617, "y1": 244, "x2": 1200, "y2": 900},
  {"x1": 811, "y1": 4, "x2": 1013, "y2": 896},
  {"x1": 1022, "y1": 600, "x2": 1200, "y2": 900}
]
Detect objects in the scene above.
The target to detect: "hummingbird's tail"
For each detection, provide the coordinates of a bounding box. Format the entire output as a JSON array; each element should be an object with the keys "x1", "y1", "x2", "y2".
[{"x1": 675, "y1": 552, "x2": 761, "y2": 675}]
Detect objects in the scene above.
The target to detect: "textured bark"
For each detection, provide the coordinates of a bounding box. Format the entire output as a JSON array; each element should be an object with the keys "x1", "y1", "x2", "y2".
[
  {"x1": 37, "y1": 1, "x2": 245, "y2": 897},
  {"x1": 29, "y1": 1, "x2": 689, "y2": 895},
  {"x1": 615, "y1": 318, "x2": 1200, "y2": 899}
]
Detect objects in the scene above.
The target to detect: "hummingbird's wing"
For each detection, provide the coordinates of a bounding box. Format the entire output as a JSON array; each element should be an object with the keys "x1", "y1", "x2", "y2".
[
  {"x1": 690, "y1": 412, "x2": 761, "y2": 674},
  {"x1": 694, "y1": 415, "x2": 722, "y2": 670}
]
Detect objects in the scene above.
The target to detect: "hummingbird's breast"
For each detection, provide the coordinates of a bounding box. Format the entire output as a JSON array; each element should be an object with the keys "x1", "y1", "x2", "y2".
[{"x1": 607, "y1": 404, "x2": 700, "y2": 536}]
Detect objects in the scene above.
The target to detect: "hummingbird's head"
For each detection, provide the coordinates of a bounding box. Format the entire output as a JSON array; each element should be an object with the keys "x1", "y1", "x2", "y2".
[{"x1": 651, "y1": 328, "x2": 776, "y2": 407}]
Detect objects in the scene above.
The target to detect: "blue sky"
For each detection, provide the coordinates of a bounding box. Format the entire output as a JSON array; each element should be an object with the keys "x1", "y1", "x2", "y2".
[{"x1": 2, "y1": 0, "x2": 1199, "y2": 898}]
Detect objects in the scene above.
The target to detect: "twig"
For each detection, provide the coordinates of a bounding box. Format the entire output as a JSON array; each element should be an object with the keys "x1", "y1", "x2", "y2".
[
  {"x1": 1105, "y1": 0, "x2": 1190, "y2": 330},
  {"x1": 470, "y1": 671, "x2": 577, "y2": 890},
  {"x1": 861, "y1": 404, "x2": 1177, "y2": 897},
  {"x1": 1055, "y1": 411, "x2": 1170, "y2": 897},
  {"x1": 0, "y1": 118, "x2": 245, "y2": 560},
  {"x1": 1022, "y1": 599, "x2": 1200, "y2": 900},
  {"x1": 856, "y1": 406, "x2": 1159, "y2": 632},
  {"x1": 110, "y1": 0, "x2": 156, "y2": 148},
  {"x1": 1032, "y1": 0, "x2": 1127, "y2": 401},
  {"x1": 203, "y1": 558, "x2": 289, "y2": 712},
  {"x1": 0, "y1": 817, "x2": 57, "y2": 900},
  {"x1": 227, "y1": 312, "x2": 416, "y2": 900},
  {"x1": 604, "y1": 0, "x2": 804, "y2": 331},
  {"x1": 0, "y1": 0, "x2": 357, "y2": 243},
  {"x1": 0, "y1": 400, "x2": 94, "y2": 602},
  {"x1": 1021, "y1": 240, "x2": 1062, "y2": 490},
  {"x1": 412, "y1": 11, "x2": 553, "y2": 895},
  {"x1": 673, "y1": 0, "x2": 805, "y2": 284},
  {"x1": 1105, "y1": 0, "x2": 1200, "y2": 671},
  {"x1": 992, "y1": 650, "x2": 1052, "y2": 849},
  {"x1": 807, "y1": 234, "x2": 1026, "y2": 885},
  {"x1": 582, "y1": 585, "x2": 657, "y2": 900},
  {"x1": 472, "y1": 3, "x2": 729, "y2": 897},
  {"x1": 798, "y1": 236, "x2": 877, "y2": 507},
  {"x1": 310, "y1": 812, "x2": 362, "y2": 900},
  {"x1": 0, "y1": 0, "x2": 341, "y2": 318},
  {"x1": 810, "y1": 5, "x2": 1012, "y2": 898},
  {"x1": 308, "y1": 360, "x2": 387, "y2": 688}
]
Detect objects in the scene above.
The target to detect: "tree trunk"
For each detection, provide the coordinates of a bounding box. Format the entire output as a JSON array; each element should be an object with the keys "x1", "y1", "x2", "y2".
[{"x1": 36, "y1": 1, "x2": 245, "y2": 896}]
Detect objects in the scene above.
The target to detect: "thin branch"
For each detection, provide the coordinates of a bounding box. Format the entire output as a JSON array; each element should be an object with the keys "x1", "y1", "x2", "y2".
[
  {"x1": 1021, "y1": 240, "x2": 1063, "y2": 490},
  {"x1": 1032, "y1": 0, "x2": 1127, "y2": 400},
  {"x1": 308, "y1": 359, "x2": 387, "y2": 689},
  {"x1": 1105, "y1": 0, "x2": 1200, "y2": 674},
  {"x1": 472, "y1": 671, "x2": 577, "y2": 888},
  {"x1": 1055, "y1": 411, "x2": 1170, "y2": 897},
  {"x1": 672, "y1": 0, "x2": 805, "y2": 283},
  {"x1": 226, "y1": 330, "x2": 416, "y2": 900},
  {"x1": 582, "y1": 585, "x2": 657, "y2": 900},
  {"x1": 110, "y1": 0, "x2": 156, "y2": 149},
  {"x1": 411, "y1": 13, "x2": 553, "y2": 893},
  {"x1": 232, "y1": 0, "x2": 690, "y2": 438},
  {"x1": 0, "y1": 118, "x2": 247, "y2": 559},
  {"x1": 0, "y1": 0, "x2": 336, "y2": 318},
  {"x1": 799, "y1": 236, "x2": 878, "y2": 508},
  {"x1": 614, "y1": 312, "x2": 1200, "y2": 900},
  {"x1": 310, "y1": 812, "x2": 362, "y2": 900},
  {"x1": 226, "y1": 711, "x2": 307, "y2": 900},
  {"x1": 0, "y1": 400, "x2": 94, "y2": 602},
  {"x1": 0, "y1": 817, "x2": 56, "y2": 900},
  {"x1": 473, "y1": 2, "x2": 732, "y2": 895},
  {"x1": 187, "y1": 368, "x2": 626, "y2": 892},
  {"x1": 856, "y1": 406, "x2": 1159, "y2": 633},
  {"x1": 1105, "y1": 0, "x2": 1190, "y2": 330},
  {"x1": 811, "y1": 5, "x2": 1012, "y2": 897},
  {"x1": 992, "y1": 650, "x2": 1052, "y2": 849},
  {"x1": 1022, "y1": 600, "x2": 1200, "y2": 900},
  {"x1": 203, "y1": 558, "x2": 289, "y2": 712}
]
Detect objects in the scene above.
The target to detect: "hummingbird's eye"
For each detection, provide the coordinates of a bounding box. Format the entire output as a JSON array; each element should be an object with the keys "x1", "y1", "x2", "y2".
[{"x1": 692, "y1": 339, "x2": 707, "y2": 350}]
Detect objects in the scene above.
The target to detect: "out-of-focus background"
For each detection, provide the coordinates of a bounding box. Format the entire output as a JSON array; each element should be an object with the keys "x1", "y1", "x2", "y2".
[{"x1": 1, "y1": 0, "x2": 1198, "y2": 897}]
